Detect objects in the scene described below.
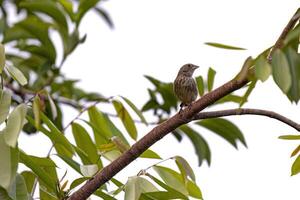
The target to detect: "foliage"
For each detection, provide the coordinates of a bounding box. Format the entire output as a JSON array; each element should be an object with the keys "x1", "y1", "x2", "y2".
[{"x1": 0, "y1": 1, "x2": 299, "y2": 200}]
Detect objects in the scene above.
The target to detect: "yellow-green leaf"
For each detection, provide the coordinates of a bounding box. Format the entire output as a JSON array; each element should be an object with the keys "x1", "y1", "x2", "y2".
[
  {"x1": 0, "y1": 43, "x2": 5, "y2": 73},
  {"x1": 271, "y1": 49, "x2": 292, "y2": 93},
  {"x1": 112, "y1": 100, "x2": 138, "y2": 140},
  {"x1": 33, "y1": 95, "x2": 41, "y2": 128},
  {"x1": 2, "y1": 104, "x2": 27, "y2": 147},
  {"x1": 254, "y1": 56, "x2": 272, "y2": 82},
  {"x1": 121, "y1": 96, "x2": 147, "y2": 125},
  {"x1": 5, "y1": 65, "x2": 28, "y2": 86},
  {"x1": 0, "y1": 89, "x2": 11, "y2": 124},
  {"x1": 291, "y1": 155, "x2": 300, "y2": 176},
  {"x1": 124, "y1": 176, "x2": 158, "y2": 200},
  {"x1": 205, "y1": 42, "x2": 246, "y2": 50}
]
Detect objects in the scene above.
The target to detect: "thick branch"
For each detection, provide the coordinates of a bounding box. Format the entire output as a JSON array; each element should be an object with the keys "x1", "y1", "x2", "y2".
[
  {"x1": 193, "y1": 108, "x2": 300, "y2": 131},
  {"x1": 68, "y1": 78, "x2": 249, "y2": 200}
]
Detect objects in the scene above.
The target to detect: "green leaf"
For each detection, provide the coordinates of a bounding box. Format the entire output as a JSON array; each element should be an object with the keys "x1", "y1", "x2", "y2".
[
  {"x1": 80, "y1": 164, "x2": 98, "y2": 177},
  {"x1": 94, "y1": 7, "x2": 114, "y2": 29},
  {"x1": 291, "y1": 145, "x2": 300, "y2": 157},
  {"x1": 146, "y1": 173, "x2": 188, "y2": 200},
  {"x1": 56, "y1": 154, "x2": 81, "y2": 174},
  {"x1": 112, "y1": 100, "x2": 138, "y2": 140},
  {"x1": 0, "y1": 89, "x2": 11, "y2": 124},
  {"x1": 20, "y1": 171, "x2": 36, "y2": 194},
  {"x1": 195, "y1": 76, "x2": 204, "y2": 96},
  {"x1": 124, "y1": 176, "x2": 158, "y2": 200},
  {"x1": 254, "y1": 56, "x2": 272, "y2": 82},
  {"x1": 71, "y1": 123, "x2": 100, "y2": 166},
  {"x1": 19, "y1": 151, "x2": 56, "y2": 191},
  {"x1": 271, "y1": 49, "x2": 292, "y2": 93},
  {"x1": 19, "y1": 1, "x2": 68, "y2": 28},
  {"x1": 174, "y1": 156, "x2": 196, "y2": 182},
  {"x1": 205, "y1": 42, "x2": 246, "y2": 50},
  {"x1": 153, "y1": 166, "x2": 202, "y2": 199},
  {"x1": 0, "y1": 43, "x2": 5, "y2": 73},
  {"x1": 207, "y1": 67, "x2": 216, "y2": 92},
  {"x1": 94, "y1": 190, "x2": 117, "y2": 200},
  {"x1": 179, "y1": 125, "x2": 211, "y2": 166},
  {"x1": 2, "y1": 104, "x2": 27, "y2": 147},
  {"x1": 196, "y1": 118, "x2": 247, "y2": 148},
  {"x1": 140, "y1": 149, "x2": 161, "y2": 159},
  {"x1": 57, "y1": 0, "x2": 75, "y2": 21},
  {"x1": 33, "y1": 95, "x2": 41, "y2": 128},
  {"x1": 0, "y1": 187, "x2": 12, "y2": 200},
  {"x1": 69, "y1": 177, "x2": 89, "y2": 190},
  {"x1": 121, "y1": 96, "x2": 148, "y2": 125},
  {"x1": 239, "y1": 80, "x2": 257, "y2": 107},
  {"x1": 216, "y1": 94, "x2": 244, "y2": 105},
  {"x1": 291, "y1": 155, "x2": 300, "y2": 176},
  {"x1": 76, "y1": 0, "x2": 100, "y2": 25},
  {"x1": 285, "y1": 47, "x2": 300, "y2": 102},
  {"x1": 40, "y1": 113, "x2": 74, "y2": 157},
  {"x1": 8, "y1": 174, "x2": 28, "y2": 200},
  {"x1": 47, "y1": 94, "x2": 57, "y2": 119},
  {"x1": 5, "y1": 65, "x2": 27, "y2": 86},
  {"x1": 0, "y1": 135, "x2": 18, "y2": 190},
  {"x1": 278, "y1": 135, "x2": 300, "y2": 140}
]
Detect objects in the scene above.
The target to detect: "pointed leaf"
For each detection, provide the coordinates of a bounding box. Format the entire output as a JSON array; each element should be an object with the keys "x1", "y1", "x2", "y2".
[
  {"x1": 291, "y1": 145, "x2": 300, "y2": 157},
  {"x1": 56, "y1": 154, "x2": 81, "y2": 174},
  {"x1": 69, "y1": 177, "x2": 89, "y2": 190},
  {"x1": 8, "y1": 174, "x2": 28, "y2": 200},
  {"x1": 47, "y1": 94, "x2": 57, "y2": 119},
  {"x1": 40, "y1": 113, "x2": 74, "y2": 157},
  {"x1": 278, "y1": 135, "x2": 300, "y2": 140},
  {"x1": 196, "y1": 118, "x2": 247, "y2": 148},
  {"x1": 0, "y1": 135, "x2": 18, "y2": 190},
  {"x1": 153, "y1": 166, "x2": 202, "y2": 199},
  {"x1": 5, "y1": 65, "x2": 27, "y2": 86},
  {"x1": 140, "y1": 149, "x2": 161, "y2": 159},
  {"x1": 239, "y1": 80, "x2": 256, "y2": 107},
  {"x1": 33, "y1": 95, "x2": 41, "y2": 128},
  {"x1": 146, "y1": 173, "x2": 188, "y2": 199},
  {"x1": 80, "y1": 164, "x2": 98, "y2": 177},
  {"x1": 205, "y1": 42, "x2": 246, "y2": 50},
  {"x1": 112, "y1": 100, "x2": 138, "y2": 140},
  {"x1": 291, "y1": 155, "x2": 300, "y2": 176},
  {"x1": 179, "y1": 125, "x2": 211, "y2": 166},
  {"x1": 71, "y1": 123, "x2": 99, "y2": 164},
  {"x1": 3, "y1": 104, "x2": 27, "y2": 147},
  {"x1": 271, "y1": 49, "x2": 292, "y2": 93},
  {"x1": 124, "y1": 176, "x2": 158, "y2": 200},
  {"x1": 207, "y1": 67, "x2": 216, "y2": 91},
  {"x1": 121, "y1": 96, "x2": 147, "y2": 125},
  {"x1": 20, "y1": 171, "x2": 36, "y2": 194},
  {"x1": 0, "y1": 89, "x2": 11, "y2": 124},
  {"x1": 195, "y1": 76, "x2": 204, "y2": 96},
  {"x1": 174, "y1": 156, "x2": 196, "y2": 182},
  {"x1": 254, "y1": 56, "x2": 272, "y2": 82},
  {"x1": 19, "y1": 151, "x2": 56, "y2": 191},
  {"x1": 0, "y1": 43, "x2": 5, "y2": 73}
]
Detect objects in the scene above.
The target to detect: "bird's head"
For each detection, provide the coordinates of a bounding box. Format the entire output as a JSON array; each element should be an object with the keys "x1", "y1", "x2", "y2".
[{"x1": 177, "y1": 63, "x2": 199, "y2": 77}]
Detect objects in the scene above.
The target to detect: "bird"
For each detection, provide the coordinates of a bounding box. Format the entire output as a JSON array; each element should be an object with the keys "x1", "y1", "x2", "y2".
[{"x1": 173, "y1": 63, "x2": 199, "y2": 111}]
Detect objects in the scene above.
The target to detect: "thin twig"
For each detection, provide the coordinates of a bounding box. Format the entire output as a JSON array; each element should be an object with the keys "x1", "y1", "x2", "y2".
[
  {"x1": 193, "y1": 108, "x2": 300, "y2": 131},
  {"x1": 267, "y1": 8, "x2": 300, "y2": 62}
]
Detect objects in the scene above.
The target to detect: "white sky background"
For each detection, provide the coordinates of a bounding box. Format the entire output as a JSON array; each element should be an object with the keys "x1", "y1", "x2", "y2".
[{"x1": 19, "y1": 0, "x2": 300, "y2": 199}]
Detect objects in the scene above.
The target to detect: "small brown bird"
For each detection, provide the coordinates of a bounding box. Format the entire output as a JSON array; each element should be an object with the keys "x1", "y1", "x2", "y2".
[{"x1": 174, "y1": 63, "x2": 199, "y2": 110}]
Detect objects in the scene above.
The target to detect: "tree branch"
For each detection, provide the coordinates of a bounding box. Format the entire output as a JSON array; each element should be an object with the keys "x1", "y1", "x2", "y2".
[
  {"x1": 193, "y1": 108, "x2": 300, "y2": 131},
  {"x1": 267, "y1": 8, "x2": 300, "y2": 62},
  {"x1": 68, "y1": 78, "x2": 249, "y2": 200}
]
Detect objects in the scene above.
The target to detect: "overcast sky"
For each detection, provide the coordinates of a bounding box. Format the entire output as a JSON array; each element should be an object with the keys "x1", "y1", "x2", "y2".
[{"x1": 20, "y1": 1, "x2": 300, "y2": 199}]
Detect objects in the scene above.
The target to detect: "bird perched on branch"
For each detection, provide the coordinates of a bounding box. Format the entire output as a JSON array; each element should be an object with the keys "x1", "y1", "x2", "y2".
[{"x1": 173, "y1": 63, "x2": 199, "y2": 111}]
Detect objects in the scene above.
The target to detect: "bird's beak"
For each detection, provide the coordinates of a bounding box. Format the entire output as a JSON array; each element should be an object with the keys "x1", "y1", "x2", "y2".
[{"x1": 193, "y1": 65, "x2": 199, "y2": 70}]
